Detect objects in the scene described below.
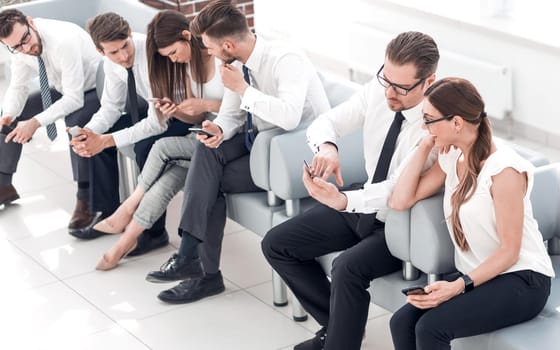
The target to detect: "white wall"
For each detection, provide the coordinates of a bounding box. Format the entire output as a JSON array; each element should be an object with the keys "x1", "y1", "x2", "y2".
[{"x1": 254, "y1": 0, "x2": 560, "y2": 145}]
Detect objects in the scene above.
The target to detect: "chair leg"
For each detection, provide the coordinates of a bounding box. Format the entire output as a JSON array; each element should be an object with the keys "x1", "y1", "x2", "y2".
[
  {"x1": 272, "y1": 270, "x2": 288, "y2": 307},
  {"x1": 403, "y1": 261, "x2": 420, "y2": 281},
  {"x1": 292, "y1": 295, "x2": 308, "y2": 322}
]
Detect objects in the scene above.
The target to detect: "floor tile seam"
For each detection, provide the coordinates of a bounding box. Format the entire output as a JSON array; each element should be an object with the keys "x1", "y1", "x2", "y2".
[
  {"x1": 56, "y1": 277, "x2": 155, "y2": 348},
  {"x1": 241, "y1": 284, "x2": 316, "y2": 336},
  {"x1": 6, "y1": 239, "x2": 66, "y2": 286},
  {"x1": 131, "y1": 287, "x2": 248, "y2": 322}
]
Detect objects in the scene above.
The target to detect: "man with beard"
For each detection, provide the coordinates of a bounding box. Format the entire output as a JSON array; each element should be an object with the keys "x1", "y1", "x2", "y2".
[
  {"x1": 0, "y1": 9, "x2": 100, "y2": 234},
  {"x1": 147, "y1": 0, "x2": 330, "y2": 304},
  {"x1": 261, "y1": 31, "x2": 440, "y2": 350}
]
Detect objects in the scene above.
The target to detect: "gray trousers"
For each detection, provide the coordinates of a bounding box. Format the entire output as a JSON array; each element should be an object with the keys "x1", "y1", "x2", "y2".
[
  {"x1": 133, "y1": 134, "x2": 198, "y2": 229},
  {"x1": 0, "y1": 89, "x2": 99, "y2": 192},
  {"x1": 179, "y1": 133, "x2": 262, "y2": 273}
]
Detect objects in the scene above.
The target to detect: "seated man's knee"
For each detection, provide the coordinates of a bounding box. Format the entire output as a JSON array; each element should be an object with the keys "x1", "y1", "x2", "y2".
[
  {"x1": 331, "y1": 251, "x2": 360, "y2": 281},
  {"x1": 261, "y1": 226, "x2": 283, "y2": 259}
]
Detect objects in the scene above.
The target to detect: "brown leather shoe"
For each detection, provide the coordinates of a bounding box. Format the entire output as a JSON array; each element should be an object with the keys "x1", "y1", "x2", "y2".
[
  {"x1": 68, "y1": 199, "x2": 96, "y2": 230},
  {"x1": 0, "y1": 184, "x2": 20, "y2": 206}
]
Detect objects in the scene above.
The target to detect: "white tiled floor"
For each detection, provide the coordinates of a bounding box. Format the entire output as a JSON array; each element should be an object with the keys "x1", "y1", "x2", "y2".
[
  {"x1": 3, "y1": 91, "x2": 560, "y2": 350},
  {"x1": 0, "y1": 121, "x2": 398, "y2": 350}
]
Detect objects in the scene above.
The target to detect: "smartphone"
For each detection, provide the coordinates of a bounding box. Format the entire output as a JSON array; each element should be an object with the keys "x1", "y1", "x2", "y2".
[
  {"x1": 303, "y1": 160, "x2": 315, "y2": 178},
  {"x1": 188, "y1": 127, "x2": 215, "y2": 138},
  {"x1": 401, "y1": 285, "x2": 428, "y2": 296},
  {"x1": 68, "y1": 126, "x2": 81, "y2": 137},
  {"x1": 147, "y1": 97, "x2": 162, "y2": 103}
]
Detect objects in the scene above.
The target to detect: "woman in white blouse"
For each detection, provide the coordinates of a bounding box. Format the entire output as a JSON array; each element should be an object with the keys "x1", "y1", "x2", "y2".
[
  {"x1": 389, "y1": 77, "x2": 554, "y2": 350},
  {"x1": 94, "y1": 10, "x2": 223, "y2": 270}
]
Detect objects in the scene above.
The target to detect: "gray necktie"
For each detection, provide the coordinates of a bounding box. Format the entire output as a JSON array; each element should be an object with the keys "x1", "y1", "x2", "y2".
[{"x1": 37, "y1": 56, "x2": 57, "y2": 141}]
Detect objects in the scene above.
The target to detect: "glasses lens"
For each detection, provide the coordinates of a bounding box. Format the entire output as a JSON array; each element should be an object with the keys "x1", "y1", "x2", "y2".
[
  {"x1": 377, "y1": 75, "x2": 389, "y2": 88},
  {"x1": 393, "y1": 86, "x2": 408, "y2": 96}
]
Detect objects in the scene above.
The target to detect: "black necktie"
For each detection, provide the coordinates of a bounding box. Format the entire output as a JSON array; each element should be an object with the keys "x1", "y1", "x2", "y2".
[
  {"x1": 37, "y1": 57, "x2": 57, "y2": 141},
  {"x1": 126, "y1": 67, "x2": 139, "y2": 124},
  {"x1": 355, "y1": 111, "x2": 405, "y2": 238},
  {"x1": 371, "y1": 111, "x2": 405, "y2": 183},
  {"x1": 242, "y1": 65, "x2": 256, "y2": 151}
]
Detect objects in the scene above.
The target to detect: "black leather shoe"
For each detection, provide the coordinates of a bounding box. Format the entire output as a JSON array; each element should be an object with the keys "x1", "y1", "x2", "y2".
[
  {"x1": 157, "y1": 272, "x2": 225, "y2": 304},
  {"x1": 127, "y1": 229, "x2": 169, "y2": 257},
  {"x1": 294, "y1": 327, "x2": 327, "y2": 350},
  {"x1": 68, "y1": 212, "x2": 104, "y2": 239},
  {"x1": 146, "y1": 254, "x2": 204, "y2": 283}
]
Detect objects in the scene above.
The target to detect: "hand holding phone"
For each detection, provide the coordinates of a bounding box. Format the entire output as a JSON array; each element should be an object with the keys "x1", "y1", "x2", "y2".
[
  {"x1": 303, "y1": 160, "x2": 315, "y2": 178},
  {"x1": 188, "y1": 127, "x2": 215, "y2": 138},
  {"x1": 401, "y1": 285, "x2": 428, "y2": 296}
]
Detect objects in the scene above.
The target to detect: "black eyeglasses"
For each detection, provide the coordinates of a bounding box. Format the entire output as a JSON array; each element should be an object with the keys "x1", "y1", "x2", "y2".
[
  {"x1": 376, "y1": 64, "x2": 427, "y2": 96},
  {"x1": 4, "y1": 23, "x2": 31, "y2": 54},
  {"x1": 423, "y1": 113, "x2": 454, "y2": 125}
]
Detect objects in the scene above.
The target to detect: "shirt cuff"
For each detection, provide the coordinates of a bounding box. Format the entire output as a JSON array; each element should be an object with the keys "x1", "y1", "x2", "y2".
[
  {"x1": 111, "y1": 129, "x2": 129, "y2": 148},
  {"x1": 343, "y1": 189, "x2": 363, "y2": 213},
  {"x1": 240, "y1": 86, "x2": 259, "y2": 113}
]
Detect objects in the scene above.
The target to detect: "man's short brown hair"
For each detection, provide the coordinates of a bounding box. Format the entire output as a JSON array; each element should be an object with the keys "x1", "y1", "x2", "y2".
[
  {"x1": 190, "y1": 0, "x2": 249, "y2": 40},
  {"x1": 87, "y1": 12, "x2": 130, "y2": 51},
  {"x1": 0, "y1": 9, "x2": 27, "y2": 39},
  {"x1": 386, "y1": 31, "x2": 440, "y2": 79}
]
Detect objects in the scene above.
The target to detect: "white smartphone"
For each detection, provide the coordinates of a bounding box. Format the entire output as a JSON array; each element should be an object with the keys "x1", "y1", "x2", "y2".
[{"x1": 68, "y1": 126, "x2": 81, "y2": 137}]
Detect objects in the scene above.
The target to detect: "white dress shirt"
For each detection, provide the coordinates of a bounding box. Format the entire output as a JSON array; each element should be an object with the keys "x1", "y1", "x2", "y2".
[
  {"x1": 214, "y1": 36, "x2": 330, "y2": 140},
  {"x1": 1, "y1": 18, "x2": 99, "y2": 126},
  {"x1": 84, "y1": 33, "x2": 165, "y2": 148},
  {"x1": 439, "y1": 144, "x2": 555, "y2": 278},
  {"x1": 307, "y1": 80, "x2": 434, "y2": 221}
]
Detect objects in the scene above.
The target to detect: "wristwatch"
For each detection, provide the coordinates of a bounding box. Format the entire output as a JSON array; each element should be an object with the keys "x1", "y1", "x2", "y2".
[{"x1": 461, "y1": 274, "x2": 474, "y2": 293}]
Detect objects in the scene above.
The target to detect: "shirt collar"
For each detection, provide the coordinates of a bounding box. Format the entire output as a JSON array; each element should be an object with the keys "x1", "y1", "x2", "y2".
[
  {"x1": 243, "y1": 35, "x2": 265, "y2": 74},
  {"x1": 400, "y1": 100, "x2": 423, "y2": 123}
]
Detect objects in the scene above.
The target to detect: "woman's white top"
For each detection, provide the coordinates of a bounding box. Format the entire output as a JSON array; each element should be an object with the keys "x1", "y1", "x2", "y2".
[
  {"x1": 439, "y1": 143, "x2": 555, "y2": 277},
  {"x1": 189, "y1": 57, "x2": 224, "y2": 105}
]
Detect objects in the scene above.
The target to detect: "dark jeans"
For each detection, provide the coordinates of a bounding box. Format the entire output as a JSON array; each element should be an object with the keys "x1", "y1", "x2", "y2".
[
  {"x1": 390, "y1": 270, "x2": 551, "y2": 350},
  {"x1": 261, "y1": 204, "x2": 401, "y2": 350}
]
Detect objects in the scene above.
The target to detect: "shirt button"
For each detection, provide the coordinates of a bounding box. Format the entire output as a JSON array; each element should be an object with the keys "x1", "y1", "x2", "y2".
[{"x1": 351, "y1": 209, "x2": 356, "y2": 213}]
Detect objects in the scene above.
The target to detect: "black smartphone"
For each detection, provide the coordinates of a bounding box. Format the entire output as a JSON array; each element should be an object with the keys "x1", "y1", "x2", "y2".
[
  {"x1": 303, "y1": 160, "x2": 314, "y2": 178},
  {"x1": 188, "y1": 127, "x2": 215, "y2": 138},
  {"x1": 401, "y1": 285, "x2": 427, "y2": 296}
]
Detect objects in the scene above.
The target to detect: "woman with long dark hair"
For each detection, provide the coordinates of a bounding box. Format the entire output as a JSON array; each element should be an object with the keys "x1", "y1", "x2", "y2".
[
  {"x1": 389, "y1": 77, "x2": 554, "y2": 350},
  {"x1": 95, "y1": 10, "x2": 223, "y2": 270}
]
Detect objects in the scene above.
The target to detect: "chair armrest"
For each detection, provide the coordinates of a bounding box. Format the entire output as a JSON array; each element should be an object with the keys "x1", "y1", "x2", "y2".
[
  {"x1": 385, "y1": 208, "x2": 412, "y2": 262},
  {"x1": 269, "y1": 128, "x2": 367, "y2": 200},
  {"x1": 249, "y1": 127, "x2": 287, "y2": 191},
  {"x1": 409, "y1": 192, "x2": 456, "y2": 275}
]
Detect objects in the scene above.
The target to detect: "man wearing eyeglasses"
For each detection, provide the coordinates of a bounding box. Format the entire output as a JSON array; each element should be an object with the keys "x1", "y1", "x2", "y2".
[
  {"x1": 0, "y1": 9, "x2": 100, "y2": 233},
  {"x1": 262, "y1": 31, "x2": 440, "y2": 350}
]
